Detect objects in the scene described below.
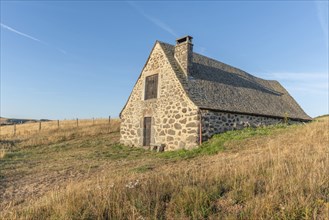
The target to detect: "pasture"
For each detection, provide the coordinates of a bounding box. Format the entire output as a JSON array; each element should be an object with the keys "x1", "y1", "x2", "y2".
[{"x1": 0, "y1": 117, "x2": 328, "y2": 219}]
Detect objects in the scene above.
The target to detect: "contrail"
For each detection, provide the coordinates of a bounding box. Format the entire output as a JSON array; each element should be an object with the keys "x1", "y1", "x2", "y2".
[
  {"x1": 1, "y1": 23, "x2": 66, "y2": 54},
  {"x1": 1, "y1": 23, "x2": 43, "y2": 43},
  {"x1": 315, "y1": 1, "x2": 329, "y2": 48},
  {"x1": 127, "y1": 1, "x2": 178, "y2": 37}
]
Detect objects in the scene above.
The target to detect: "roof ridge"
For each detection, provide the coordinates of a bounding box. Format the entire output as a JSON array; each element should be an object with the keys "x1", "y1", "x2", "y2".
[
  {"x1": 159, "y1": 41, "x2": 282, "y2": 95},
  {"x1": 191, "y1": 52, "x2": 285, "y2": 95}
]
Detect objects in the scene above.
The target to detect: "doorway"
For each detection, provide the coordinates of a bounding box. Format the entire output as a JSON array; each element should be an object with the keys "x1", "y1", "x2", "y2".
[{"x1": 143, "y1": 117, "x2": 152, "y2": 146}]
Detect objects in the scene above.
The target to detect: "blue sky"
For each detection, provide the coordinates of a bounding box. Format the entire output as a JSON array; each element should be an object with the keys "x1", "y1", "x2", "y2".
[{"x1": 1, "y1": 1, "x2": 328, "y2": 119}]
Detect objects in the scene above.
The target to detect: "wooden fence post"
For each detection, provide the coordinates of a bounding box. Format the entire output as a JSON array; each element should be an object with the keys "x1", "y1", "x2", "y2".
[
  {"x1": 76, "y1": 118, "x2": 79, "y2": 127},
  {"x1": 93, "y1": 117, "x2": 95, "y2": 126},
  {"x1": 39, "y1": 121, "x2": 41, "y2": 132},
  {"x1": 57, "y1": 120, "x2": 60, "y2": 129},
  {"x1": 14, "y1": 124, "x2": 16, "y2": 136},
  {"x1": 109, "y1": 116, "x2": 111, "y2": 132}
]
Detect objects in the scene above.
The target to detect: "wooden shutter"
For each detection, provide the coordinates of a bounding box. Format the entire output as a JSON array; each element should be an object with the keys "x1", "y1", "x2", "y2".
[
  {"x1": 143, "y1": 117, "x2": 152, "y2": 146},
  {"x1": 145, "y1": 74, "x2": 158, "y2": 100}
]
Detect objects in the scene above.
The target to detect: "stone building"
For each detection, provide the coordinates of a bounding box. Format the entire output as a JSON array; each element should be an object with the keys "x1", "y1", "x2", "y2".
[{"x1": 120, "y1": 36, "x2": 311, "y2": 151}]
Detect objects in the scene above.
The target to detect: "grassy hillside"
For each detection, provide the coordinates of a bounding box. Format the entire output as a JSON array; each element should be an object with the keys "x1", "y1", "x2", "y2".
[{"x1": 0, "y1": 117, "x2": 328, "y2": 219}]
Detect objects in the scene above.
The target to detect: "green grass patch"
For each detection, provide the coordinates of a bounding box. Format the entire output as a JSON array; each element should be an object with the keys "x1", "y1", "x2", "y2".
[
  {"x1": 132, "y1": 164, "x2": 154, "y2": 173},
  {"x1": 160, "y1": 124, "x2": 291, "y2": 160},
  {"x1": 1, "y1": 150, "x2": 30, "y2": 160}
]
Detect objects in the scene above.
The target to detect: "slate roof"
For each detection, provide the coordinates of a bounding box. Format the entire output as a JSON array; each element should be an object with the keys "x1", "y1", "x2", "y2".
[{"x1": 159, "y1": 42, "x2": 312, "y2": 121}]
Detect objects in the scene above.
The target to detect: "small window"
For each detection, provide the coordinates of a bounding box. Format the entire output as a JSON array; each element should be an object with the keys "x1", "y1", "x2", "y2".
[{"x1": 144, "y1": 74, "x2": 158, "y2": 100}]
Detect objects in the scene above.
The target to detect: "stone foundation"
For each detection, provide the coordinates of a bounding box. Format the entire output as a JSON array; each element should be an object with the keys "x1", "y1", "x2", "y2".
[{"x1": 200, "y1": 110, "x2": 287, "y2": 141}]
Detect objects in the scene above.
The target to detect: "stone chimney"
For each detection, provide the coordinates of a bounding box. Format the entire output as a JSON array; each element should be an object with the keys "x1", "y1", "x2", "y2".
[{"x1": 174, "y1": 35, "x2": 193, "y2": 76}]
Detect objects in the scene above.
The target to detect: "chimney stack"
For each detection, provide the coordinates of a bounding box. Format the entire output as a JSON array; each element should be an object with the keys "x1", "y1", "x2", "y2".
[{"x1": 174, "y1": 35, "x2": 193, "y2": 77}]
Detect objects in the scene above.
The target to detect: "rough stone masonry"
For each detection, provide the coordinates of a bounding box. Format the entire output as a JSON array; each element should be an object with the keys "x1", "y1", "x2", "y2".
[
  {"x1": 120, "y1": 36, "x2": 311, "y2": 151},
  {"x1": 120, "y1": 42, "x2": 200, "y2": 151}
]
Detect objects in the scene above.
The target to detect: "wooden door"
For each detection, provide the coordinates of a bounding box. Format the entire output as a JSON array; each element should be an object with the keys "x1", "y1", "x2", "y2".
[{"x1": 143, "y1": 117, "x2": 152, "y2": 146}]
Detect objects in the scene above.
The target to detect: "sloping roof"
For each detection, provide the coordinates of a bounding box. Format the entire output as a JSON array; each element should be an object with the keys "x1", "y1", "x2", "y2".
[{"x1": 159, "y1": 42, "x2": 312, "y2": 121}]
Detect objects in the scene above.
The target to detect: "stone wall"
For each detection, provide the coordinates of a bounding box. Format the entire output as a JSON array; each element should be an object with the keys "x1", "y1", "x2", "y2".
[
  {"x1": 120, "y1": 43, "x2": 199, "y2": 151},
  {"x1": 200, "y1": 109, "x2": 284, "y2": 141}
]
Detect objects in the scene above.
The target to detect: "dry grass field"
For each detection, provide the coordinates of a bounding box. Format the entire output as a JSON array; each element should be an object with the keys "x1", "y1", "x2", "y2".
[
  {"x1": 0, "y1": 117, "x2": 328, "y2": 219},
  {"x1": 0, "y1": 118, "x2": 111, "y2": 137}
]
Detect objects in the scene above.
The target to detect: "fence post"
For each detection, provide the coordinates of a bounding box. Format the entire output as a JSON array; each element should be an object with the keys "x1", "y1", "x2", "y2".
[
  {"x1": 39, "y1": 121, "x2": 41, "y2": 132},
  {"x1": 14, "y1": 124, "x2": 16, "y2": 136},
  {"x1": 109, "y1": 116, "x2": 111, "y2": 133},
  {"x1": 76, "y1": 118, "x2": 79, "y2": 127},
  {"x1": 93, "y1": 117, "x2": 95, "y2": 126},
  {"x1": 57, "y1": 120, "x2": 60, "y2": 129}
]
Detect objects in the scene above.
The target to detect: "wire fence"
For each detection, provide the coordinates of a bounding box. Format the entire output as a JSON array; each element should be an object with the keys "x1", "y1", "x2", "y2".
[{"x1": 0, "y1": 117, "x2": 114, "y2": 138}]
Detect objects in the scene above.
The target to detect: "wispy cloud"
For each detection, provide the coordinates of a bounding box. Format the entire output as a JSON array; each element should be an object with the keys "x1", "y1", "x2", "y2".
[
  {"x1": 264, "y1": 72, "x2": 328, "y2": 95},
  {"x1": 1, "y1": 23, "x2": 66, "y2": 54},
  {"x1": 56, "y1": 47, "x2": 67, "y2": 54},
  {"x1": 265, "y1": 72, "x2": 328, "y2": 81},
  {"x1": 315, "y1": 1, "x2": 329, "y2": 48},
  {"x1": 127, "y1": 1, "x2": 177, "y2": 37},
  {"x1": 1, "y1": 23, "x2": 43, "y2": 42}
]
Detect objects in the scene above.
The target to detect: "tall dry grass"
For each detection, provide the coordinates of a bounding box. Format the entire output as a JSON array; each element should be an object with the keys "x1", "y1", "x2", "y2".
[
  {"x1": 3, "y1": 118, "x2": 328, "y2": 219},
  {"x1": 0, "y1": 118, "x2": 120, "y2": 150},
  {"x1": 0, "y1": 149, "x2": 5, "y2": 159},
  {"x1": 0, "y1": 118, "x2": 112, "y2": 138}
]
